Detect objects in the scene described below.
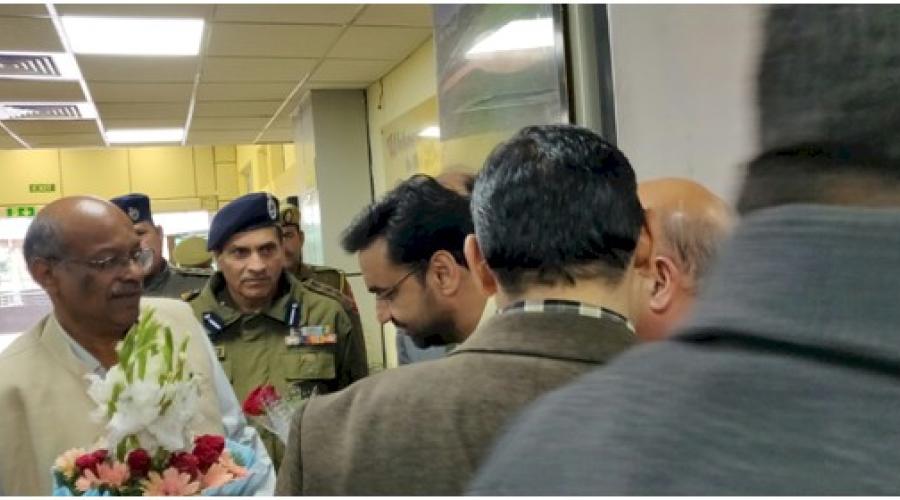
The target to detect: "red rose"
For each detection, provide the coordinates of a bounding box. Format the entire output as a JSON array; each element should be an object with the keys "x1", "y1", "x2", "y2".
[
  {"x1": 75, "y1": 453, "x2": 98, "y2": 474},
  {"x1": 242, "y1": 384, "x2": 280, "y2": 416},
  {"x1": 91, "y1": 449, "x2": 108, "y2": 463},
  {"x1": 193, "y1": 435, "x2": 226, "y2": 473},
  {"x1": 168, "y1": 452, "x2": 201, "y2": 480},
  {"x1": 127, "y1": 448, "x2": 151, "y2": 478}
]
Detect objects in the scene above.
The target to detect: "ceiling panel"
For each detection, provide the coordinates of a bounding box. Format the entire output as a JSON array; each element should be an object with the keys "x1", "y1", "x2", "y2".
[
  {"x1": 207, "y1": 24, "x2": 342, "y2": 58},
  {"x1": 191, "y1": 116, "x2": 270, "y2": 130},
  {"x1": 306, "y1": 80, "x2": 370, "y2": 90},
  {"x1": 312, "y1": 59, "x2": 395, "y2": 82},
  {"x1": 187, "y1": 130, "x2": 258, "y2": 145},
  {"x1": 193, "y1": 100, "x2": 281, "y2": 117},
  {"x1": 5, "y1": 119, "x2": 98, "y2": 135},
  {"x1": 23, "y1": 133, "x2": 105, "y2": 148},
  {"x1": 197, "y1": 82, "x2": 294, "y2": 101},
  {"x1": 95, "y1": 102, "x2": 188, "y2": 119},
  {"x1": 213, "y1": 5, "x2": 360, "y2": 24},
  {"x1": 0, "y1": 17, "x2": 63, "y2": 52},
  {"x1": 329, "y1": 26, "x2": 431, "y2": 60},
  {"x1": 0, "y1": 133, "x2": 21, "y2": 149},
  {"x1": 202, "y1": 57, "x2": 316, "y2": 82},
  {"x1": 55, "y1": 4, "x2": 214, "y2": 18},
  {"x1": 356, "y1": 5, "x2": 433, "y2": 27},
  {"x1": 0, "y1": 80, "x2": 84, "y2": 101},
  {"x1": 79, "y1": 56, "x2": 199, "y2": 83},
  {"x1": 0, "y1": 5, "x2": 49, "y2": 17},
  {"x1": 90, "y1": 83, "x2": 193, "y2": 102},
  {"x1": 258, "y1": 127, "x2": 293, "y2": 143},
  {"x1": 103, "y1": 118, "x2": 185, "y2": 129}
]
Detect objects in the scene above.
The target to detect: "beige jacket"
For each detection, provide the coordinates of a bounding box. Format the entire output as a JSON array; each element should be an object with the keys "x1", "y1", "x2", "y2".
[{"x1": 0, "y1": 298, "x2": 224, "y2": 496}]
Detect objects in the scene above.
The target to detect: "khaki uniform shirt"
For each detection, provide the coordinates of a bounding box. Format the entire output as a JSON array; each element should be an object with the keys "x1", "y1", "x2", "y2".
[
  {"x1": 143, "y1": 259, "x2": 212, "y2": 300},
  {"x1": 293, "y1": 263, "x2": 355, "y2": 303},
  {"x1": 186, "y1": 271, "x2": 368, "y2": 465}
]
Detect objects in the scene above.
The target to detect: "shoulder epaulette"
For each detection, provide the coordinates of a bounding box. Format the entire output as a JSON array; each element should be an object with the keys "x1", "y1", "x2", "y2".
[
  {"x1": 174, "y1": 267, "x2": 214, "y2": 277},
  {"x1": 181, "y1": 289, "x2": 201, "y2": 302},
  {"x1": 302, "y1": 279, "x2": 356, "y2": 312}
]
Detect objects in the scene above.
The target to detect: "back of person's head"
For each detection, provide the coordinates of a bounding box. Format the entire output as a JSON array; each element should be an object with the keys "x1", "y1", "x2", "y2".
[
  {"x1": 740, "y1": 5, "x2": 900, "y2": 214},
  {"x1": 341, "y1": 174, "x2": 473, "y2": 270},
  {"x1": 472, "y1": 124, "x2": 643, "y2": 295}
]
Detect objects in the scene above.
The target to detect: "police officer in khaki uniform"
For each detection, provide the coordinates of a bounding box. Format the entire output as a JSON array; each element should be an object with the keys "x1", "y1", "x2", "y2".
[
  {"x1": 279, "y1": 201, "x2": 356, "y2": 302},
  {"x1": 185, "y1": 192, "x2": 368, "y2": 465},
  {"x1": 111, "y1": 193, "x2": 212, "y2": 299}
]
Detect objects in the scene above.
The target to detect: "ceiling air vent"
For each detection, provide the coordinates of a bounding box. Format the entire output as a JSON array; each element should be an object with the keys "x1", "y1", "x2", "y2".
[
  {"x1": 0, "y1": 104, "x2": 83, "y2": 120},
  {"x1": 0, "y1": 54, "x2": 61, "y2": 78}
]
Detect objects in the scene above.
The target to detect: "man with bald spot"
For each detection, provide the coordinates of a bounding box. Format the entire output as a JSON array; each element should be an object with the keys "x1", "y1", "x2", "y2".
[
  {"x1": 0, "y1": 196, "x2": 273, "y2": 495},
  {"x1": 635, "y1": 178, "x2": 733, "y2": 341}
]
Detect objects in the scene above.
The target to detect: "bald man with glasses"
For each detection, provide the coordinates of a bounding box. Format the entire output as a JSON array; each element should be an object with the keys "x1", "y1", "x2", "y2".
[{"x1": 0, "y1": 196, "x2": 274, "y2": 496}]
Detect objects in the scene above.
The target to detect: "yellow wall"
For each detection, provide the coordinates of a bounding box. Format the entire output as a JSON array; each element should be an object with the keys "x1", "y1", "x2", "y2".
[
  {"x1": 0, "y1": 143, "x2": 291, "y2": 212},
  {"x1": 366, "y1": 37, "x2": 438, "y2": 197}
]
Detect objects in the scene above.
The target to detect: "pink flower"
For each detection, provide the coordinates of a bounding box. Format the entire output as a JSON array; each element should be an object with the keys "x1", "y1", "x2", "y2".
[
  {"x1": 200, "y1": 462, "x2": 234, "y2": 489},
  {"x1": 141, "y1": 468, "x2": 201, "y2": 496},
  {"x1": 54, "y1": 448, "x2": 86, "y2": 477},
  {"x1": 74, "y1": 462, "x2": 130, "y2": 492}
]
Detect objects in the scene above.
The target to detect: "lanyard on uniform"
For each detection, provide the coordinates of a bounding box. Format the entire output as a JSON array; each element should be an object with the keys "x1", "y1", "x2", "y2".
[{"x1": 285, "y1": 300, "x2": 301, "y2": 328}]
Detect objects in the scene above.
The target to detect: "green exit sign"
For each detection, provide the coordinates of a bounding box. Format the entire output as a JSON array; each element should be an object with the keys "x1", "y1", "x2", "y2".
[
  {"x1": 5, "y1": 206, "x2": 36, "y2": 217},
  {"x1": 29, "y1": 183, "x2": 55, "y2": 193}
]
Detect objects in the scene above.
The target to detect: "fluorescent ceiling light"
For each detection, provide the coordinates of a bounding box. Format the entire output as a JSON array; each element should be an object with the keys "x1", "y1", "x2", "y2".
[
  {"x1": 106, "y1": 128, "x2": 185, "y2": 144},
  {"x1": 61, "y1": 16, "x2": 204, "y2": 56},
  {"x1": 467, "y1": 18, "x2": 555, "y2": 56},
  {"x1": 0, "y1": 52, "x2": 80, "y2": 80},
  {"x1": 418, "y1": 125, "x2": 441, "y2": 139},
  {"x1": 0, "y1": 102, "x2": 97, "y2": 120}
]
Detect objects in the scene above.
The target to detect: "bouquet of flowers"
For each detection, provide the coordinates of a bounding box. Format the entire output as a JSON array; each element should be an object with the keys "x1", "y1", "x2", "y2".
[
  {"x1": 242, "y1": 384, "x2": 305, "y2": 444},
  {"x1": 51, "y1": 309, "x2": 266, "y2": 496}
]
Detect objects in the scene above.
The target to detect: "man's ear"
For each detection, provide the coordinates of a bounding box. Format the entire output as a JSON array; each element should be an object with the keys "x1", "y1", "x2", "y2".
[
  {"x1": 28, "y1": 258, "x2": 58, "y2": 295},
  {"x1": 464, "y1": 234, "x2": 497, "y2": 296},
  {"x1": 648, "y1": 255, "x2": 678, "y2": 313},
  {"x1": 155, "y1": 224, "x2": 164, "y2": 236},
  {"x1": 428, "y1": 250, "x2": 461, "y2": 296},
  {"x1": 298, "y1": 229, "x2": 305, "y2": 248}
]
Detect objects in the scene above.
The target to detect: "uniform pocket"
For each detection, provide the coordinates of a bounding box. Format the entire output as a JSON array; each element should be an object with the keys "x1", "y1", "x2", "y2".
[{"x1": 281, "y1": 350, "x2": 336, "y2": 380}]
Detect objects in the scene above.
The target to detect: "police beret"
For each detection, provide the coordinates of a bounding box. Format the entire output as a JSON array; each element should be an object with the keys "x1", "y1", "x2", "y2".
[
  {"x1": 174, "y1": 236, "x2": 212, "y2": 268},
  {"x1": 279, "y1": 203, "x2": 301, "y2": 227},
  {"x1": 208, "y1": 192, "x2": 279, "y2": 251},
  {"x1": 110, "y1": 193, "x2": 153, "y2": 224}
]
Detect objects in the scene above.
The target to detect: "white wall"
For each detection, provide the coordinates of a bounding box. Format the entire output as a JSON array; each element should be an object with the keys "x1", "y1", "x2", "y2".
[{"x1": 608, "y1": 4, "x2": 764, "y2": 203}]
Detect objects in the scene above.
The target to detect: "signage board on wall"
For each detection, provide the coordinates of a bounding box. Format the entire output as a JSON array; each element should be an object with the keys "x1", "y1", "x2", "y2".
[
  {"x1": 28, "y1": 183, "x2": 55, "y2": 193},
  {"x1": 4, "y1": 206, "x2": 37, "y2": 217}
]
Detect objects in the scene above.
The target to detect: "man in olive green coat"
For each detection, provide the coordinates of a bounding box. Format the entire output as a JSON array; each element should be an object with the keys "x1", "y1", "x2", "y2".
[
  {"x1": 279, "y1": 202, "x2": 356, "y2": 303},
  {"x1": 186, "y1": 192, "x2": 368, "y2": 466},
  {"x1": 111, "y1": 193, "x2": 212, "y2": 299}
]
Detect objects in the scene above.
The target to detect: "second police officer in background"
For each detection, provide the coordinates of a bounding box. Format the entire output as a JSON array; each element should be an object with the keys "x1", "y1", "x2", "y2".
[
  {"x1": 111, "y1": 193, "x2": 212, "y2": 299},
  {"x1": 184, "y1": 192, "x2": 369, "y2": 465}
]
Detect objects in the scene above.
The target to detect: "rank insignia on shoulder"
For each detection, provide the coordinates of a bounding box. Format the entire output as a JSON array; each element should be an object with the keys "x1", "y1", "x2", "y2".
[{"x1": 286, "y1": 325, "x2": 336, "y2": 346}]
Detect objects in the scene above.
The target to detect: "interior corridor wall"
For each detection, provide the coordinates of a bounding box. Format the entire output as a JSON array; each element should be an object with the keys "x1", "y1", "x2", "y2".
[{"x1": 607, "y1": 4, "x2": 764, "y2": 203}]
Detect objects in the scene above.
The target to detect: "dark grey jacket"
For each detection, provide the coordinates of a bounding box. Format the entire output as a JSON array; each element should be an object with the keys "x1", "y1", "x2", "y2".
[
  {"x1": 470, "y1": 205, "x2": 900, "y2": 495},
  {"x1": 276, "y1": 307, "x2": 635, "y2": 495}
]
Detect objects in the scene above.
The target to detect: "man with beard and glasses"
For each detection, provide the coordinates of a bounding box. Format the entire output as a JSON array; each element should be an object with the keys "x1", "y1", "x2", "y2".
[
  {"x1": 276, "y1": 126, "x2": 647, "y2": 495},
  {"x1": 0, "y1": 196, "x2": 274, "y2": 496},
  {"x1": 185, "y1": 192, "x2": 368, "y2": 466}
]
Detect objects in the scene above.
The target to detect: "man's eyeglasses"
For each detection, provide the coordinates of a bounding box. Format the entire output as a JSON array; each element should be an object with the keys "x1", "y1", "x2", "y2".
[
  {"x1": 374, "y1": 267, "x2": 419, "y2": 302},
  {"x1": 61, "y1": 248, "x2": 154, "y2": 275}
]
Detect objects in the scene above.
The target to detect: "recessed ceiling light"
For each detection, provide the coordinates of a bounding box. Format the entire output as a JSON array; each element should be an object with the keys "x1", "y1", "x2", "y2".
[
  {"x1": 467, "y1": 18, "x2": 555, "y2": 56},
  {"x1": 106, "y1": 128, "x2": 185, "y2": 144},
  {"x1": 0, "y1": 52, "x2": 80, "y2": 80},
  {"x1": 418, "y1": 125, "x2": 441, "y2": 139},
  {"x1": 0, "y1": 102, "x2": 97, "y2": 120},
  {"x1": 61, "y1": 17, "x2": 204, "y2": 56}
]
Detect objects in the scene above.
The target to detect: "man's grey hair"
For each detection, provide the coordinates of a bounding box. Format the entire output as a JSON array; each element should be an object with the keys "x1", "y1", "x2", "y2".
[
  {"x1": 659, "y1": 211, "x2": 730, "y2": 291},
  {"x1": 23, "y1": 216, "x2": 65, "y2": 264}
]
